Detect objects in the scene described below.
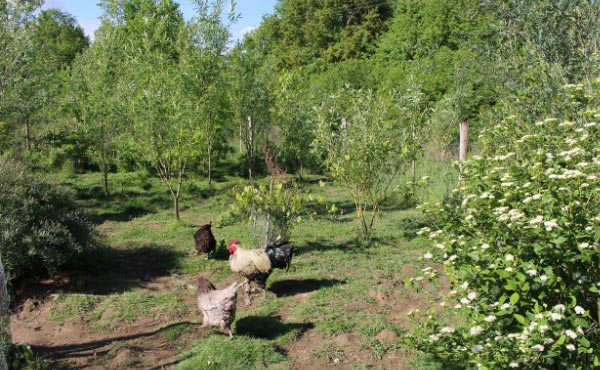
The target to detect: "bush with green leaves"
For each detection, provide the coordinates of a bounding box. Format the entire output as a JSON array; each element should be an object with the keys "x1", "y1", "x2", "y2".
[
  {"x1": 407, "y1": 87, "x2": 599, "y2": 368},
  {"x1": 225, "y1": 177, "x2": 319, "y2": 247},
  {"x1": 0, "y1": 158, "x2": 95, "y2": 285}
]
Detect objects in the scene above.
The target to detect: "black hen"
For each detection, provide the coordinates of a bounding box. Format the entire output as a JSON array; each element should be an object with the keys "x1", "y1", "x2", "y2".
[
  {"x1": 265, "y1": 240, "x2": 293, "y2": 271},
  {"x1": 194, "y1": 222, "x2": 216, "y2": 255}
]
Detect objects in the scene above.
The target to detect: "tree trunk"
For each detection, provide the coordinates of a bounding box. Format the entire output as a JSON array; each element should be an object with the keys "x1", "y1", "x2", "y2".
[
  {"x1": 24, "y1": 114, "x2": 30, "y2": 152},
  {"x1": 207, "y1": 147, "x2": 212, "y2": 187},
  {"x1": 103, "y1": 165, "x2": 109, "y2": 197},
  {"x1": 0, "y1": 341, "x2": 7, "y2": 370},
  {"x1": 239, "y1": 123, "x2": 243, "y2": 153},
  {"x1": 174, "y1": 195, "x2": 180, "y2": 220},
  {"x1": 411, "y1": 159, "x2": 416, "y2": 194},
  {"x1": 247, "y1": 116, "x2": 254, "y2": 180},
  {"x1": 0, "y1": 256, "x2": 10, "y2": 370}
]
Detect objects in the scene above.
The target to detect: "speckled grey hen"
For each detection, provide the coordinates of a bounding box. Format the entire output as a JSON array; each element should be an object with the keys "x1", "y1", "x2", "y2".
[{"x1": 196, "y1": 275, "x2": 239, "y2": 339}]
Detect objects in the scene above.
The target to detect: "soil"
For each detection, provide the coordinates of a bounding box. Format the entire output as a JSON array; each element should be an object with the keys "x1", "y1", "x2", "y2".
[{"x1": 10, "y1": 249, "x2": 429, "y2": 369}]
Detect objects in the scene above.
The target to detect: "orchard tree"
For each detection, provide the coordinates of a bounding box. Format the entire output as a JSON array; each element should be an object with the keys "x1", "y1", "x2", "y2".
[
  {"x1": 0, "y1": 0, "x2": 42, "y2": 152},
  {"x1": 179, "y1": 0, "x2": 234, "y2": 186},
  {"x1": 314, "y1": 88, "x2": 415, "y2": 237},
  {"x1": 271, "y1": 70, "x2": 317, "y2": 178},
  {"x1": 0, "y1": 3, "x2": 87, "y2": 154},
  {"x1": 127, "y1": 0, "x2": 235, "y2": 219},
  {"x1": 229, "y1": 31, "x2": 273, "y2": 180},
  {"x1": 68, "y1": 26, "x2": 126, "y2": 195}
]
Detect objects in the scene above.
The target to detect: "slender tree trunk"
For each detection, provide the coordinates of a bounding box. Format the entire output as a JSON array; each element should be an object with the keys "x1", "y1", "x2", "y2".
[
  {"x1": 207, "y1": 146, "x2": 212, "y2": 187},
  {"x1": 411, "y1": 159, "x2": 416, "y2": 194},
  {"x1": 100, "y1": 125, "x2": 109, "y2": 196},
  {"x1": 296, "y1": 158, "x2": 304, "y2": 181},
  {"x1": 174, "y1": 196, "x2": 180, "y2": 220},
  {"x1": 24, "y1": 114, "x2": 30, "y2": 151},
  {"x1": 0, "y1": 341, "x2": 7, "y2": 370},
  {"x1": 0, "y1": 256, "x2": 10, "y2": 370},
  {"x1": 247, "y1": 116, "x2": 254, "y2": 180},
  {"x1": 239, "y1": 123, "x2": 243, "y2": 153},
  {"x1": 103, "y1": 168, "x2": 109, "y2": 197}
]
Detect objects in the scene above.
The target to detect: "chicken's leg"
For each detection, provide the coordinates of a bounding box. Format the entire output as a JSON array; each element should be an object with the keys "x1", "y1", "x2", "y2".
[{"x1": 243, "y1": 278, "x2": 252, "y2": 306}]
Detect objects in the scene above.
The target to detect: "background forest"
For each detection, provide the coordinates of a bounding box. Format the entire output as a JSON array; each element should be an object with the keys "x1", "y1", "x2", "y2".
[{"x1": 1, "y1": 0, "x2": 599, "y2": 369}]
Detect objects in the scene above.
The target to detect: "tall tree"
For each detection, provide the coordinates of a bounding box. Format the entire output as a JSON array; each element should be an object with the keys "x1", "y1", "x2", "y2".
[
  {"x1": 68, "y1": 26, "x2": 125, "y2": 195},
  {"x1": 271, "y1": 70, "x2": 317, "y2": 177},
  {"x1": 262, "y1": 0, "x2": 394, "y2": 68},
  {"x1": 0, "y1": 0, "x2": 42, "y2": 152},
  {"x1": 179, "y1": 1, "x2": 234, "y2": 186},
  {"x1": 0, "y1": 3, "x2": 88, "y2": 154},
  {"x1": 374, "y1": 0, "x2": 497, "y2": 151},
  {"x1": 125, "y1": 0, "x2": 234, "y2": 218},
  {"x1": 229, "y1": 31, "x2": 273, "y2": 180},
  {"x1": 483, "y1": 0, "x2": 600, "y2": 121}
]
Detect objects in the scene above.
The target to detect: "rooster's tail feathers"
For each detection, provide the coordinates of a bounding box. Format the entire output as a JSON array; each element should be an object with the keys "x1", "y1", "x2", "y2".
[{"x1": 266, "y1": 241, "x2": 293, "y2": 271}]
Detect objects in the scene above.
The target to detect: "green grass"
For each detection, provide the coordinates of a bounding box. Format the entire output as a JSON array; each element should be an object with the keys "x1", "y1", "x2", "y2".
[
  {"x1": 177, "y1": 336, "x2": 289, "y2": 370},
  {"x1": 50, "y1": 289, "x2": 190, "y2": 332},
  {"x1": 45, "y1": 164, "x2": 454, "y2": 368},
  {"x1": 50, "y1": 294, "x2": 103, "y2": 322}
]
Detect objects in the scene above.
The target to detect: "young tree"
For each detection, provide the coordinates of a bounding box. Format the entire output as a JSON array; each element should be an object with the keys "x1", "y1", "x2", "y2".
[
  {"x1": 179, "y1": 1, "x2": 234, "y2": 186},
  {"x1": 271, "y1": 70, "x2": 318, "y2": 178},
  {"x1": 229, "y1": 32, "x2": 273, "y2": 180},
  {"x1": 314, "y1": 88, "x2": 412, "y2": 237},
  {"x1": 68, "y1": 26, "x2": 126, "y2": 195},
  {"x1": 126, "y1": 0, "x2": 234, "y2": 218}
]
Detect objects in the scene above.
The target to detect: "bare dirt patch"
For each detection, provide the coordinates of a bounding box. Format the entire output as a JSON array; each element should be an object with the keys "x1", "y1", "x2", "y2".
[{"x1": 9, "y1": 245, "x2": 434, "y2": 369}]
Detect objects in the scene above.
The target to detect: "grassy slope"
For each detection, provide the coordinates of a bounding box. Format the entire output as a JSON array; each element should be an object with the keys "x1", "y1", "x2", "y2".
[{"x1": 47, "y1": 162, "x2": 453, "y2": 369}]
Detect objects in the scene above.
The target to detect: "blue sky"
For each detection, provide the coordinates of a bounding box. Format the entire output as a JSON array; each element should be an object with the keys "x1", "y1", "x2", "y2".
[{"x1": 41, "y1": 0, "x2": 279, "y2": 42}]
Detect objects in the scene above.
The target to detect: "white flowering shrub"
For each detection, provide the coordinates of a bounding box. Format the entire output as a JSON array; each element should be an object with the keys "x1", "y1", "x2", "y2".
[{"x1": 408, "y1": 86, "x2": 600, "y2": 368}]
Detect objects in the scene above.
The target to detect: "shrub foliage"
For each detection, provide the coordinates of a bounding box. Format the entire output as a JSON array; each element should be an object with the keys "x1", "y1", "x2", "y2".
[
  {"x1": 408, "y1": 85, "x2": 600, "y2": 368},
  {"x1": 0, "y1": 158, "x2": 95, "y2": 285}
]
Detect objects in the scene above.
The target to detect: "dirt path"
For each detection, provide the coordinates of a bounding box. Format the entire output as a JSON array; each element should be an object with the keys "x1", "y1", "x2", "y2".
[
  {"x1": 10, "y1": 248, "x2": 429, "y2": 369},
  {"x1": 12, "y1": 276, "x2": 203, "y2": 369}
]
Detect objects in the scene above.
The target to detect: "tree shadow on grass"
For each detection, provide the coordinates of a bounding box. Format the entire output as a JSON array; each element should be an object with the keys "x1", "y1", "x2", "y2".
[
  {"x1": 269, "y1": 278, "x2": 345, "y2": 297},
  {"x1": 235, "y1": 315, "x2": 314, "y2": 340},
  {"x1": 13, "y1": 243, "x2": 186, "y2": 305},
  {"x1": 295, "y1": 239, "x2": 365, "y2": 256},
  {"x1": 68, "y1": 243, "x2": 186, "y2": 294},
  {"x1": 30, "y1": 321, "x2": 198, "y2": 369}
]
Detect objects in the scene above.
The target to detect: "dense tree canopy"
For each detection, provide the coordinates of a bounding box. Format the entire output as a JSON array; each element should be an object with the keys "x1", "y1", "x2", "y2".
[
  {"x1": 262, "y1": 0, "x2": 394, "y2": 68},
  {"x1": 1, "y1": 0, "x2": 598, "y2": 224}
]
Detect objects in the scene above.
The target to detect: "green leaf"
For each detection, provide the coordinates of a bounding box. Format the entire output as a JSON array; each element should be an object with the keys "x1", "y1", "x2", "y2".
[
  {"x1": 510, "y1": 292, "x2": 520, "y2": 305},
  {"x1": 578, "y1": 337, "x2": 591, "y2": 348},
  {"x1": 513, "y1": 314, "x2": 526, "y2": 325}
]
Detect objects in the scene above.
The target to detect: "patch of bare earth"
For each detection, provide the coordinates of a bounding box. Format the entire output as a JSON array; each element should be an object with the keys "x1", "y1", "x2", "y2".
[
  {"x1": 11, "y1": 275, "x2": 203, "y2": 369},
  {"x1": 10, "y1": 247, "x2": 435, "y2": 369}
]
